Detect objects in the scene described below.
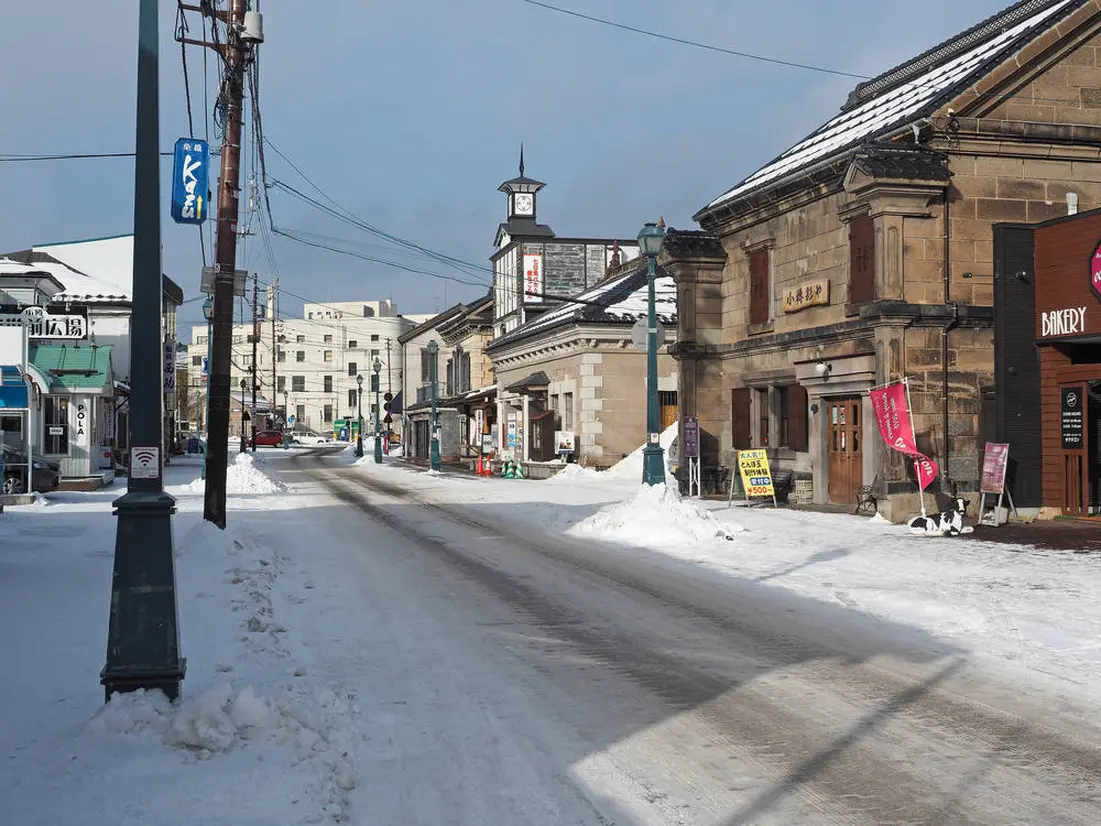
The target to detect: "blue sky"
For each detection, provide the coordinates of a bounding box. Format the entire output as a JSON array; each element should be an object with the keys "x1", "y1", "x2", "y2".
[{"x1": 1, "y1": 0, "x2": 1013, "y2": 330}]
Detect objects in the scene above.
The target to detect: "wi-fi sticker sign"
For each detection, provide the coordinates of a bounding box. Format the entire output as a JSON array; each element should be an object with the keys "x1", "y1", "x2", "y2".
[{"x1": 130, "y1": 446, "x2": 161, "y2": 480}]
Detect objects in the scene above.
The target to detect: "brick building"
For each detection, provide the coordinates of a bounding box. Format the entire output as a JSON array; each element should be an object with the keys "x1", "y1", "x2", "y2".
[{"x1": 678, "y1": 0, "x2": 1101, "y2": 519}]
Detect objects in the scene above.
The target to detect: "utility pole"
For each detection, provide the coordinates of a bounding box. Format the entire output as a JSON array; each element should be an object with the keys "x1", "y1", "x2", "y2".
[
  {"x1": 270, "y1": 278, "x2": 278, "y2": 427},
  {"x1": 184, "y1": 0, "x2": 262, "y2": 528},
  {"x1": 250, "y1": 273, "x2": 258, "y2": 451}
]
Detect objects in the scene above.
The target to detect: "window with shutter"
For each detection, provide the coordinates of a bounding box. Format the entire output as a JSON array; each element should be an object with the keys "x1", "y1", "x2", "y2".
[
  {"x1": 749, "y1": 249, "x2": 770, "y2": 326},
  {"x1": 731, "y1": 387, "x2": 751, "y2": 449},
  {"x1": 849, "y1": 215, "x2": 875, "y2": 304},
  {"x1": 785, "y1": 384, "x2": 809, "y2": 451}
]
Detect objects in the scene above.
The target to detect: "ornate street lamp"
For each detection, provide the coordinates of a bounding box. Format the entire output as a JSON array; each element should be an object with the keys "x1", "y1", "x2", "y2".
[
  {"x1": 427, "y1": 340, "x2": 440, "y2": 471},
  {"x1": 101, "y1": 0, "x2": 185, "y2": 702},
  {"x1": 373, "y1": 356, "x2": 383, "y2": 464},
  {"x1": 355, "y1": 374, "x2": 364, "y2": 458},
  {"x1": 638, "y1": 221, "x2": 667, "y2": 486},
  {"x1": 239, "y1": 378, "x2": 248, "y2": 453},
  {"x1": 201, "y1": 296, "x2": 213, "y2": 479}
]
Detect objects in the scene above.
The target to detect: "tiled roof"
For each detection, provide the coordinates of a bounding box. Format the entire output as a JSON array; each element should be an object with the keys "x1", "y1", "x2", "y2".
[
  {"x1": 661, "y1": 229, "x2": 724, "y2": 260},
  {"x1": 850, "y1": 143, "x2": 950, "y2": 182},
  {"x1": 487, "y1": 263, "x2": 676, "y2": 352},
  {"x1": 698, "y1": 0, "x2": 1081, "y2": 217}
]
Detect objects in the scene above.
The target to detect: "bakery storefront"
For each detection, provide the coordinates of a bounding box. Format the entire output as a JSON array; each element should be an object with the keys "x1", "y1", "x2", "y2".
[{"x1": 996, "y1": 208, "x2": 1101, "y2": 518}]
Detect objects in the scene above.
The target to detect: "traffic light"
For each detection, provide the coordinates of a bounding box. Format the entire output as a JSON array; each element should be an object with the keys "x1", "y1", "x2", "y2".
[{"x1": 383, "y1": 391, "x2": 392, "y2": 413}]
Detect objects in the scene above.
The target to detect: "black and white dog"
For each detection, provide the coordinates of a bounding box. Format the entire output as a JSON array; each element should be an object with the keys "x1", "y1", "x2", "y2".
[{"x1": 908, "y1": 497, "x2": 974, "y2": 536}]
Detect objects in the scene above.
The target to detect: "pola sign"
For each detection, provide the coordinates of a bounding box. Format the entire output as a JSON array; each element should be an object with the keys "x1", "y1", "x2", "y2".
[{"x1": 170, "y1": 138, "x2": 210, "y2": 225}]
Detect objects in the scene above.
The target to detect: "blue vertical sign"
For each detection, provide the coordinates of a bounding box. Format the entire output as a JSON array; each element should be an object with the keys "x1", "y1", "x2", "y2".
[{"x1": 170, "y1": 137, "x2": 210, "y2": 225}]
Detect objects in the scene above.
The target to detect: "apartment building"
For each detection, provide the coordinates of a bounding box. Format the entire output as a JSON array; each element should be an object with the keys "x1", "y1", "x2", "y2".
[{"x1": 185, "y1": 297, "x2": 416, "y2": 435}]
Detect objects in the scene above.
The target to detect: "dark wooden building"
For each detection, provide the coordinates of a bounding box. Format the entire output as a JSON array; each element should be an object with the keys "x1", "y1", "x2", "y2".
[{"x1": 994, "y1": 207, "x2": 1101, "y2": 517}]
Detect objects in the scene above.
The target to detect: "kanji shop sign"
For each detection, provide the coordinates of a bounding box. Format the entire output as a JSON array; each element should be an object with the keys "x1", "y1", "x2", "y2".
[
  {"x1": 782, "y1": 278, "x2": 830, "y2": 313},
  {"x1": 0, "y1": 307, "x2": 88, "y2": 340}
]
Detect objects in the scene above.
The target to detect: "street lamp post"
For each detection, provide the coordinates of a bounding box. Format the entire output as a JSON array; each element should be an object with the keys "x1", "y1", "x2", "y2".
[
  {"x1": 282, "y1": 390, "x2": 290, "y2": 448},
  {"x1": 373, "y1": 357, "x2": 383, "y2": 464},
  {"x1": 201, "y1": 297, "x2": 213, "y2": 479},
  {"x1": 355, "y1": 374, "x2": 364, "y2": 458},
  {"x1": 638, "y1": 221, "x2": 667, "y2": 486},
  {"x1": 101, "y1": 0, "x2": 185, "y2": 702},
  {"x1": 427, "y1": 340, "x2": 440, "y2": 471},
  {"x1": 239, "y1": 378, "x2": 248, "y2": 453}
]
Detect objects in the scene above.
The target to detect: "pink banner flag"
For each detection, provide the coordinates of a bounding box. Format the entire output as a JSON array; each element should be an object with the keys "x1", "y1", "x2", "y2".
[{"x1": 869, "y1": 382, "x2": 939, "y2": 491}]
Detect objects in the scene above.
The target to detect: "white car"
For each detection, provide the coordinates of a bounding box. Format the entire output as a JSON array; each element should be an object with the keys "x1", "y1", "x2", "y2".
[{"x1": 290, "y1": 432, "x2": 333, "y2": 446}]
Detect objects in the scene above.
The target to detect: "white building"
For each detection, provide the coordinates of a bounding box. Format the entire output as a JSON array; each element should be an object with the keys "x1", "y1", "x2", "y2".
[
  {"x1": 0, "y1": 235, "x2": 184, "y2": 485},
  {"x1": 185, "y1": 298, "x2": 417, "y2": 437}
]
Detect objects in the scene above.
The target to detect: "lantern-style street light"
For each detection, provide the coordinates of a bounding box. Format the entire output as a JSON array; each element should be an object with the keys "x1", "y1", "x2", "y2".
[
  {"x1": 427, "y1": 340, "x2": 440, "y2": 471},
  {"x1": 373, "y1": 356, "x2": 383, "y2": 464},
  {"x1": 355, "y1": 374, "x2": 364, "y2": 458},
  {"x1": 638, "y1": 221, "x2": 667, "y2": 486}
]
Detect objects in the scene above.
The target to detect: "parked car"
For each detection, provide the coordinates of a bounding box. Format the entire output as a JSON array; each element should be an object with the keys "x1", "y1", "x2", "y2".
[
  {"x1": 249, "y1": 430, "x2": 286, "y2": 448},
  {"x1": 290, "y1": 430, "x2": 333, "y2": 445},
  {"x1": 1, "y1": 443, "x2": 61, "y2": 495}
]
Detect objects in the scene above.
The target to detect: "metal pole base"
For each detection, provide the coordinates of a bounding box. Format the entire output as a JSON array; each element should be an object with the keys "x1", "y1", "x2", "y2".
[
  {"x1": 430, "y1": 439, "x2": 441, "y2": 472},
  {"x1": 642, "y1": 443, "x2": 666, "y2": 486},
  {"x1": 101, "y1": 490, "x2": 186, "y2": 703},
  {"x1": 374, "y1": 435, "x2": 383, "y2": 464},
  {"x1": 355, "y1": 436, "x2": 363, "y2": 458}
]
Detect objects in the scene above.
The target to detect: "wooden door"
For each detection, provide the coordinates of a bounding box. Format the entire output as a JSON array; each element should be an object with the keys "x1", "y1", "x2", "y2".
[
  {"x1": 659, "y1": 391, "x2": 678, "y2": 431},
  {"x1": 827, "y1": 397, "x2": 863, "y2": 504}
]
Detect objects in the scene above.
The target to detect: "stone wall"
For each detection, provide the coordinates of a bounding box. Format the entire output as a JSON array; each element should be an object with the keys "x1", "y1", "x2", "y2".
[{"x1": 494, "y1": 341, "x2": 676, "y2": 469}]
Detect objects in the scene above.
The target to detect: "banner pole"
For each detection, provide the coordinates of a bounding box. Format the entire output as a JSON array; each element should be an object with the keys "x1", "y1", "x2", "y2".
[{"x1": 902, "y1": 378, "x2": 930, "y2": 516}]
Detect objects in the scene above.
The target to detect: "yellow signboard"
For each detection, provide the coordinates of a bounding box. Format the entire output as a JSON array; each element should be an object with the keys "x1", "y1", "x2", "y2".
[{"x1": 737, "y1": 448, "x2": 776, "y2": 499}]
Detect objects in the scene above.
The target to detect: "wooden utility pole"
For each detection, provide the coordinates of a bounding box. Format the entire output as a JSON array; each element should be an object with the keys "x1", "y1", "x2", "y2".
[
  {"x1": 250, "y1": 273, "x2": 259, "y2": 451},
  {"x1": 270, "y1": 278, "x2": 278, "y2": 426},
  {"x1": 201, "y1": 0, "x2": 249, "y2": 528}
]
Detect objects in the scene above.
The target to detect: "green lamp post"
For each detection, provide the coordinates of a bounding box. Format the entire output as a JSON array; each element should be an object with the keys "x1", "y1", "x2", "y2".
[
  {"x1": 638, "y1": 221, "x2": 667, "y2": 486},
  {"x1": 373, "y1": 356, "x2": 383, "y2": 464},
  {"x1": 427, "y1": 339, "x2": 441, "y2": 471},
  {"x1": 355, "y1": 374, "x2": 364, "y2": 458}
]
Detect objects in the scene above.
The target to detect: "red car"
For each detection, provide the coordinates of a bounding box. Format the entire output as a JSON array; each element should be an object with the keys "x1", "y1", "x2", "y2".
[{"x1": 249, "y1": 430, "x2": 285, "y2": 447}]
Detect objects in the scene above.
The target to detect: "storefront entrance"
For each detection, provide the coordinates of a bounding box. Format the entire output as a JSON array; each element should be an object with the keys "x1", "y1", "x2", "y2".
[
  {"x1": 826, "y1": 396, "x2": 863, "y2": 505},
  {"x1": 1059, "y1": 380, "x2": 1101, "y2": 517}
]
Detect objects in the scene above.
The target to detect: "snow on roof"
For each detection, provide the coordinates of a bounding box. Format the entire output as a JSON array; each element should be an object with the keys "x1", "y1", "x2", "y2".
[
  {"x1": 0, "y1": 258, "x2": 43, "y2": 276},
  {"x1": 489, "y1": 264, "x2": 676, "y2": 350},
  {"x1": 704, "y1": 0, "x2": 1075, "y2": 211},
  {"x1": 35, "y1": 235, "x2": 133, "y2": 302}
]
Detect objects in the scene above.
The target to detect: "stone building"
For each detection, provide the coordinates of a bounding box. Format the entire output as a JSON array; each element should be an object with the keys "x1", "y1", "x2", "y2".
[
  {"x1": 487, "y1": 259, "x2": 677, "y2": 469},
  {"x1": 679, "y1": 0, "x2": 1101, "y2": 519}
]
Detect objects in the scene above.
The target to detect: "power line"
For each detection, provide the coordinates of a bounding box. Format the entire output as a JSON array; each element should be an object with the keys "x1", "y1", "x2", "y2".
[
  {"x1": 271, "y1": 227, "x2": 491, "y2": 289},
  {"x1": 0, "y1": 151, "x2": 178, "y2": 163},
  {"x1": 518, "y1": 0, "x2": 869, "y2": 80}
]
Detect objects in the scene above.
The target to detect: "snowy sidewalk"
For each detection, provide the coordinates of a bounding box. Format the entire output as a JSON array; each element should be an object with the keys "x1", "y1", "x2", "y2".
[{"x1": 0, "y1": 453, "x2": 361, "y2": 825}]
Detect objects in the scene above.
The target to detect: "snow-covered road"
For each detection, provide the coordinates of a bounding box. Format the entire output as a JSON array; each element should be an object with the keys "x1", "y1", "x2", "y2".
[
  {"x1": 4, "y1": 448, "x2": 1101, "y2": 825},
  {"x1": 289, "y1": 450, "x2": 1101, "y2": 825}
]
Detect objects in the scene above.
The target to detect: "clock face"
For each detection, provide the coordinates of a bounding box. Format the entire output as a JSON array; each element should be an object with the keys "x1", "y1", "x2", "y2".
[{"x1": 514, "y1": 193, "x2": 534, "y2": 215}]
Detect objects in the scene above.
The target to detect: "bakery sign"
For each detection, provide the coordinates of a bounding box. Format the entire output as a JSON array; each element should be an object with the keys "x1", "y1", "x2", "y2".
[
  {"x1": 782, "y1": 278, "x2": 830, "y2": 313},
  {"x1": 0, "y1": 306, "x2": 89, "y2": 340}
]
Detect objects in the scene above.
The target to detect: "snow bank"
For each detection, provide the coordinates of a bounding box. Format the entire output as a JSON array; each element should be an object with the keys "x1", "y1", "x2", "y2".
[
  {"x1": 569, "y1": 483, "x2": 745, "y2": 546},
  {"x1": 182, "y1": 453, "x2": 284, "y2": 495},
  {"x1": 88, "y1": 684, "x2": 329, "y2": 756},
  {"x1": 543, "y1": 462, "x2": 601, "y2": 484},
  {"x1": 603, "y1": 421, "x2": 679, "y2": 482}
]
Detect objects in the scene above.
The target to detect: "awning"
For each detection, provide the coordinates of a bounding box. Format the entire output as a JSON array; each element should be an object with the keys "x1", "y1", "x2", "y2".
[
  {"x1": 464, "y1": 386, "x2": 497, "y2": 404},
  {"x1": 0, "y1": 365, "x2": 29, "y2": 408},
  {"x1": 504, "y1": 371, "x2": 549, "y2": 393},
  {"x1": 29, "y1": 343, "x2": 113, "y2": 394}
]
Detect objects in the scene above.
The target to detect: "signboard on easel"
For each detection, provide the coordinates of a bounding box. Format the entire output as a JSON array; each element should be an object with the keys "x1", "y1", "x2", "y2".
[
  {"x1": 731, "y1": 448, "x2": 778, "y2": 508},
  {"x1": 978, "y1": 442, "x2": 1019, "y2": 526}
]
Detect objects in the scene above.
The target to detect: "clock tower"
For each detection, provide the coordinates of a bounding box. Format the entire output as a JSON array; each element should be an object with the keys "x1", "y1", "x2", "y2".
[{"x1": 499, "y1": 144, "x2": 547, "y2": 225}]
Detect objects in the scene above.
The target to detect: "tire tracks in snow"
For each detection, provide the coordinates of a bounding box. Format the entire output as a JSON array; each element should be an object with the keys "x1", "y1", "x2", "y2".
[{"x1": 302, "y1": 454, "x2": 1101, "y2": 824}]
